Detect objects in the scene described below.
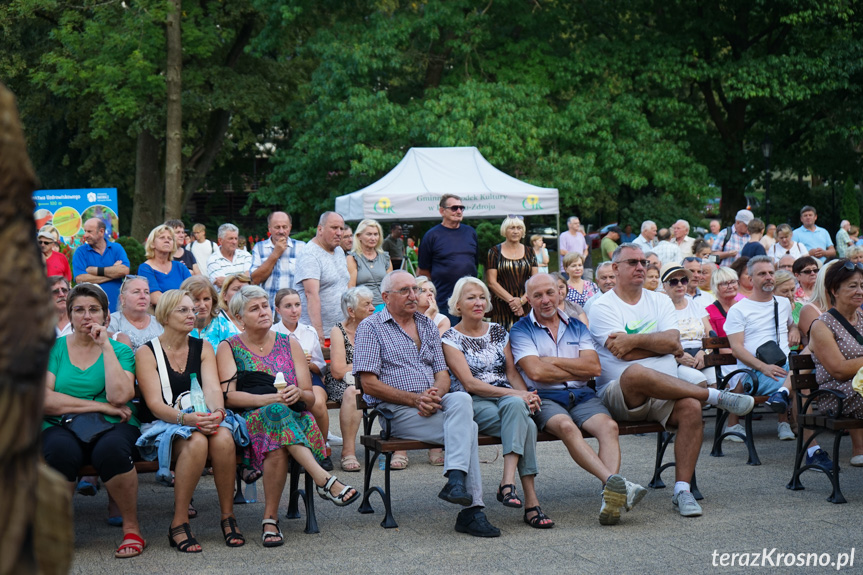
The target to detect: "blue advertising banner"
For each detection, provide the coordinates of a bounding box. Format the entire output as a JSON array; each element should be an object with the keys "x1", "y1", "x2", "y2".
[{"x1": 33, "y1": 188, "x2": 120, "y2": 246}]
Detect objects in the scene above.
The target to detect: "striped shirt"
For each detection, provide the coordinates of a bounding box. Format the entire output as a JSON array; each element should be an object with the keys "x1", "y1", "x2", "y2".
[
  {"x1": 250, "y1": 237, "x2": 305, "y2": 309},
  {"x1": 206, "y1": 248, "x2": 252, "y2": 282},
  {"x1": 353, "y1": 308, "x2": 448, "y2": 406}
]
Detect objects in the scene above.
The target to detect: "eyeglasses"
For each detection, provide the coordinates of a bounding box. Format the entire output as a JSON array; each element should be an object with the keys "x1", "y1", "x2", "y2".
[
  {"x1": 718, "y1": 280, "x2": 738, "y2": 289},
  {"x1": 798, "y1": 268, "x2": 818, "y2": 275},
  {"x1": 842, "y1": 261, "x2": 863, "y2": 272},
  {"x1": 52, "y1": 286, "x2": 70, "y2": 295},
  {"x1": 444, "y1": 205, "x2": 466, "y2": 212},
  {"x1": 665, "y1": 277, "x2": 690, "y2": 287},
  {"x1": 71, "y1": 306, "x2": 102, "y2": 316},
  {"x1": 506, "y1": 214, "x2": 524, "y2": 220},
  {"x1": 388, "y1": 286, "x2": 420, "y2": 296},
  {"x1": 682, "y1": 257, "x2": 702, "y2": 263},
  {"x1": 619, "y1": 259, "x2": 648, "y2": 268},
  {"x1": 173, "y1": 307, "x2": 198, "y2": 316},
  {"x1": 38, "y1": 240, "x2": 54, "y2": 245},
  {"x1": 120, "y1": 275, "x2": 146, "y2": 291}
]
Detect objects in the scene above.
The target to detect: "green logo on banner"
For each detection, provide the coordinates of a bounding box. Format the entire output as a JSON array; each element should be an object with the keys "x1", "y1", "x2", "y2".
[
  {"x1": 374, "y1": 197, "x2": 395, "y2": 214},
  {"x1": 522, "y1": 194, "x2": 542, "y2": 210}
]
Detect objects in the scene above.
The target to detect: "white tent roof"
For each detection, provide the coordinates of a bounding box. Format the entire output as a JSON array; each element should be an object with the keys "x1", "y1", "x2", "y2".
[{"x1": 335, "y1": 147, "x2": 558, "y2": 221}]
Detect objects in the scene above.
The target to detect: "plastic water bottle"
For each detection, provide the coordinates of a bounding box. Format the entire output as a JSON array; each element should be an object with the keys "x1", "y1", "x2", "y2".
[
  {"x1": 190, "y1": 374, "x2": 208, "y2": 413},
  {"x1": 378, "y1": 454, "x2": 386, "y2": 470},
  {"x1": 245, "y1": 480, "x2": 257, "y2": 503}
]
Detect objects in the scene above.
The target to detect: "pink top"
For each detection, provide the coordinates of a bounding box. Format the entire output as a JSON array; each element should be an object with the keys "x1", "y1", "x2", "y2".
[{"x1": 705, "y1": 294, "x2": 745, "y2": 337}]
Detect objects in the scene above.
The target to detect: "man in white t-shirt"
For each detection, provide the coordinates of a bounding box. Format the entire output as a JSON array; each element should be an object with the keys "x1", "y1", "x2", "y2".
[
  {"x1": 724, "y1": 256, "x2": 800, "y2": 442},
  {"x1": 587, "y1": 244, "x2": 755, "y2": 517}
]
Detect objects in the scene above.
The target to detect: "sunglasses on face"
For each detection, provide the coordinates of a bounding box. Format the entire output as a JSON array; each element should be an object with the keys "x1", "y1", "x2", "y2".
[
  {"x1": 798, "y1": 268, "x2": 818, "y2": 275},
  {"x1": 619, "y1": 259, "x2": 648, "y2": 268},
  {"x1": 665, "y1": 277, "x2": 690, "y2": 287},
  {"x1": 445, "y1": 205, "x2": 466, "y2": 212}
]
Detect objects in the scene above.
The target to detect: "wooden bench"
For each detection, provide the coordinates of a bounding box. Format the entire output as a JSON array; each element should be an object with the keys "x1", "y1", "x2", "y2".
[
  {"x1": 786, "y1": 354, "x2": 863, "y2": 504},
  {"x1": 355, "y1": 392, "x2": 701, "y2": 529},
  {"x1": 703, "y1": 336, "x2": 770, "y2": 465}
]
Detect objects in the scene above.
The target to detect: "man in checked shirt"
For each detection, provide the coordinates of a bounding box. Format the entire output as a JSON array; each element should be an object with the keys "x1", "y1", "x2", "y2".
[{"x1": 353, "y1": 270, "x2": 500, "y2": 537}]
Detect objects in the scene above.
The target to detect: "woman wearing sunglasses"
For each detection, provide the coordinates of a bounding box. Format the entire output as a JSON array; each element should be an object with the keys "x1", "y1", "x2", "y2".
[
  {"x1": 792, "y1": 256, "x2": 821, "y2": 304},
  {"x1": 661, "y1": 263, "x2": 715, "y2": 387}
]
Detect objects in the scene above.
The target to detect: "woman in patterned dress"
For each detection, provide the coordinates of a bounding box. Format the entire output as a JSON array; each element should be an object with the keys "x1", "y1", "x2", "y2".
[
  {"x1": 808, "y1": 260, "x2": 863, "y2": 466},
  {"x1": 326, "y1": 287, "x2": 375, "y2": 472},
  {"x1": 563, "y1": 252, "x2": 598, "y2": 306},
  {"x1": 442, "y1": 277, "x2": 552, "y2": 529},
  {"x1": 216, "y1": 286, "x2": 359, "y2": 547},
  {"x1": 486, "y1": 216, "x2": 537, "y2": 330}
]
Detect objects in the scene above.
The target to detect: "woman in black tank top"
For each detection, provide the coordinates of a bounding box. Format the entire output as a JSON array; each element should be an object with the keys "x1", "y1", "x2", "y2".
[{"x1": 136, "y1": 290, "x2": 244, "y2": 552}]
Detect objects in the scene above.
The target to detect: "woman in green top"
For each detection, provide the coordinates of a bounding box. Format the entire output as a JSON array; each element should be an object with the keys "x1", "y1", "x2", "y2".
[{"x1": 42, "y1": 284, "x2": 145, "y2": 559}]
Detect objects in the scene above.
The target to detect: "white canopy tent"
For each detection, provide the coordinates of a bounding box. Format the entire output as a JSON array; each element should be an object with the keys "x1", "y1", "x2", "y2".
[{"x1": 335, "y1": 147, "x2": 558, "y2": 221}]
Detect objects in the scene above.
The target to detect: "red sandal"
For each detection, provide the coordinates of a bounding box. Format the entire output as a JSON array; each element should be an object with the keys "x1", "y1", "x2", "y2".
[{"x1": 114, "y1": 532, "x2": 146, "y2": 559}]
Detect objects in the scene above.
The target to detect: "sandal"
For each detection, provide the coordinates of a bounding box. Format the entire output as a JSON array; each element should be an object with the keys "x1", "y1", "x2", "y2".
[
  {"x1": 428, "y1": 449, "x2": 445, "y2": 466},
  {"x1": 188, "y1": 501, "x2": 197, "y2": 519},
  {"x1": 114, "y1": 532, "x2": 146, "y2": 559},
  {"x1": 390, "y1": 453, "x2": 409, "y2": 470},
  {"x1": 497, "y1": 484, "x2": 523, "y2": 508},
  {"x1": 241, "y1": 466, "x2": 262, "y2": 484},
  {"x1": 316, "y1": 475, "x2": 361, "y2": 507},
  {"x1": 168, "y1": 523, "x2": 201, "y2": 553},
  {"x1": 340, "y1": 455, "x2": 361, "y2": 472},
  {"x1": 221, "y1": 516, "x2": 245, "y2": 547},
  {"x1": 261, "y1": 518, "x2": 284, "y2": 548},
  {"x1": 523, "y1": 506, "x2": 555, "y2": 529}
]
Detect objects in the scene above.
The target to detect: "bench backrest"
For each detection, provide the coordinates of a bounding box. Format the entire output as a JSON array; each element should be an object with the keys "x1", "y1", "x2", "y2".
[
  {"x1": 702, "y1": 336, "x2": 736, "y2": 389},
  {"x1": 789, "y1": 353, "x2": 817, "y2": 392}
]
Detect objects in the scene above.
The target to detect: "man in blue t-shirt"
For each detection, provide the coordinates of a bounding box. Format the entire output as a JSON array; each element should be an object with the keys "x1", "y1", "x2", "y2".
[
  {"x1": 72, "y1": 218, "x2": 130, "y2": 312},
  {"x1": 792, "y1": 205, "x2": 835, "y2": 263},
  {"x1": 417, "y1": 194, "x2": 478, "y2": 316}
]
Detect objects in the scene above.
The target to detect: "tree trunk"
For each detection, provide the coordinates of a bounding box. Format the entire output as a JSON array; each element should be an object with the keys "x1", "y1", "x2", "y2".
[
  {"x1": 165, "y1": 0, "x2": 183, "y2": 219},
  {"x1": 0, "y1": 83, "x2": 73, "y2": 575},
  {"x1": 131, "y1": 130, "x2": 163, "y2": 241}
]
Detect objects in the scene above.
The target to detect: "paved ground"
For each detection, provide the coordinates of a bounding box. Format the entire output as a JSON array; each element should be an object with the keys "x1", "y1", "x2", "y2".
[{"x1": 68, "y1": 412, "x2": 863, "y2": 574}]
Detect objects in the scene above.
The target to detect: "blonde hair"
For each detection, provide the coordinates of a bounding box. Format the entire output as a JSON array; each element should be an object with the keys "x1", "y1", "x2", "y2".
[
  {"x1": 448, "y1": 276, "x2": 492, "y2": 317},
  {"x1": 563, "y1": 252, "x2": 584, "y2": 269},
  {"x1": 144, "y1": 224, "x2": 177, "y2": 258},
  {"x1": 351, "y1": 218, "x2": 384, "y2": 254},
  {"x1": 180, "y1": 275, "x2": 220, "y2": 319},
  {"x1": 499, "y1": 217, "x2": 526, "y2": 238},
  {"x1": 415, "y1": 275, "x2": 439, "y2": 317},
  {"x1": 219, "y1": 274, "x2": 251, "y2": 311},
  {"x1": 155, "y1": 289, "x2": 191, "y2": 326}
]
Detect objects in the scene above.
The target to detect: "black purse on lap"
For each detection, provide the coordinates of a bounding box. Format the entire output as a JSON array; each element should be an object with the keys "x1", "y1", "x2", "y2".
[{"x1": 61, "y1": 412, "x2": 115, "y2": 443}]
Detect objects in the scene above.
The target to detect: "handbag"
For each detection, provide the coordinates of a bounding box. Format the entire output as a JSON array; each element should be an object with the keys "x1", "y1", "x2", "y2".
[
  {"x1": 61, "y1": 412, "x2": 114, "y2": 443},
  {"x1": 755, "y1": 298, "x2": 787, "y2": 367}
]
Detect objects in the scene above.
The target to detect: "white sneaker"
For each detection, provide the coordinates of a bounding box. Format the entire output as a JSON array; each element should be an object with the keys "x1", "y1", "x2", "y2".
[
  {"x1": 777, "y1": 421, "x2": 795, "y2": 441},
  {"x1": 724, "y1": 423, "x2": 745, "y2": 443},
  {"x1": 624, "y1": 480, "x2": 647, "y2": 512},
  {"x1": 599, "y1": 474, "x2": 627, "y2": 525},
  {"x1": 672, "y1": 490, "x2": 703, "y2": 517},
  {"x1": 327, "y1": 432, "x2": 343, "y2": 446}
]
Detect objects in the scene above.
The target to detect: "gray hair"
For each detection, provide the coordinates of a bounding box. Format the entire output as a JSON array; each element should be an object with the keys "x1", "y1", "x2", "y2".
[
  {"x1": 380, "y1": 270, "x2": 413, "y2": 294},
  {"x1": 447, "y1": 276, "x2": 492, "y2": 317},
  {"x1": 229, "y1": 284, "x2": 269, "y2": 318},
  {"x1": 318, "y1": 211, "x2": 342, "y2": 227},
  {"x1": 218, "y1": 223, "x2": 239, "y2": 240},
  {"x1": 746, "y1": 255, "x2": 775, "y2": 276},
  {"x1": 341, "y1": 286, "x2": 374, "y2": 318},
  {"x1": 611, "y1": 242, "x2": 642, "y2": 262},
  {"x1": 675, "y1": 219, "x2": 690, "y2": 232},
  {"x1": 595, "y1": 261, "x2": 614, "y2": 273},
  {"x1": 641, "y1": 220, "x2": 656, "y2": 232},
  {"x1": 566, "y1": 216, "x2": 580, "y2": 226},
  {"x1": 710, "y1": 266, "x2": 738, "y2": 294}
]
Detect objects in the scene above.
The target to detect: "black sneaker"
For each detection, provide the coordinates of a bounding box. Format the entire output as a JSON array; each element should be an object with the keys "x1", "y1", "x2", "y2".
[
  {"x1": 455, "y1": 507, "x2": 501, "y2": 537},
  {"x1": 765, "y1": 390, "x2": 789, "y2": 414},
  {"x1": 320, "y1": 456, "x2": 334, "y2": 472}
]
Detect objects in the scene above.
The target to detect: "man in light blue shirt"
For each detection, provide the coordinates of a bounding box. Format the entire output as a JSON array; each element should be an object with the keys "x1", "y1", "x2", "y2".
[
  {"x1": 250, "y1": 211, "x2": 305, "y2": 311},
  {"x1": 792, "y1": 205, "x2": 835, "y2": 263}
]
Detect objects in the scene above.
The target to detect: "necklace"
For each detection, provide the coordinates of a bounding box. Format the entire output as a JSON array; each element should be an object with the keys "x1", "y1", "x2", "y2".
[
  {"x1": 243, "y1": 333, "x2": 267, "y2": 353},
  {"x1": 363, "y1": 250, "x2": 377, "y2": 267}
]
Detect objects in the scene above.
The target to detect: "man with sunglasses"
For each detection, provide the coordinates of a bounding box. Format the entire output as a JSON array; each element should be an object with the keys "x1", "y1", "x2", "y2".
[
  {"x1": 354, "y1": 270, "x2": 499, "y2": 537},
  {"x1": 587, "y1": 243, "x2": 755, "y2": 517},
  {"x1": 417, "y1": 194, "x2": 478, "y2": 321},
  {"x1": 39, "y1": 228, "x2": 71, "y2": 281}
]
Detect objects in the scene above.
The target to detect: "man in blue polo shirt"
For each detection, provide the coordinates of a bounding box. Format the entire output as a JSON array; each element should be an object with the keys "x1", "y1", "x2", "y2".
[
  {"x1": 510, "y1": 273, "x2": 645, "y2": 526},
  {"x1": 792, "y1": 205, "x2": 835, "y2": 263},
  {"x1": 72, "y1": 218, "x2": 130, "y2": 312}
]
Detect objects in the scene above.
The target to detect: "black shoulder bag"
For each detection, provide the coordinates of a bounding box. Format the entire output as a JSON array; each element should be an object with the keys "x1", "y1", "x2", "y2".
[
  {"x1": 755, "y1": 297, "x2": 787, "y2": 366},
  {"x1": 61, "y1": 396, "x2": 115, "y2": 443}
]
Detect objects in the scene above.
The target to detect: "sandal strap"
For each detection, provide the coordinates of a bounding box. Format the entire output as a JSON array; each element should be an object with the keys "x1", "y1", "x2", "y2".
[
  {"x1": 170, "y1": 523, "x2": 198, "y2": 551},
  {"x1": 262, "y1": 518, "x2": 279, "y2": 527}
]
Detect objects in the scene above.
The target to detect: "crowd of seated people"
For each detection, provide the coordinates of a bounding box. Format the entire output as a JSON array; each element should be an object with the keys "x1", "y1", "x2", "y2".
[{"x1": 39, "y1": 202, "x2": 863, "y2": 555}]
